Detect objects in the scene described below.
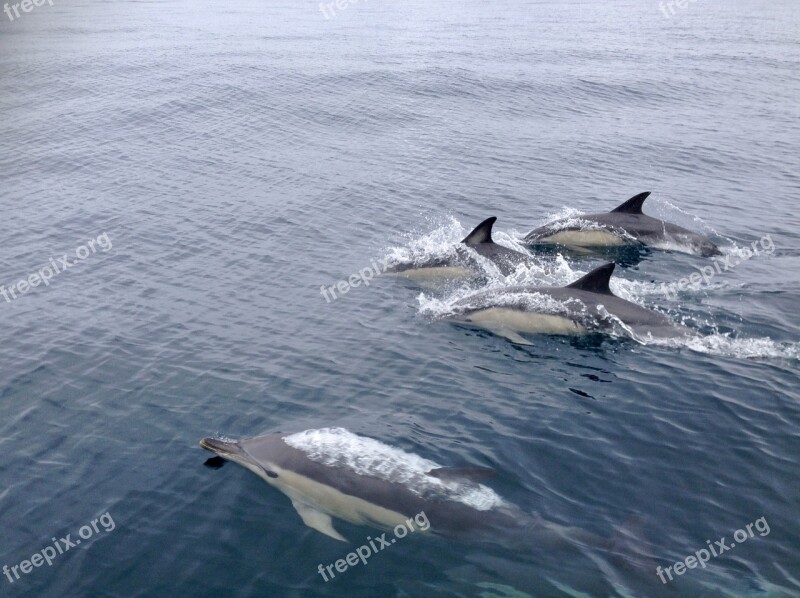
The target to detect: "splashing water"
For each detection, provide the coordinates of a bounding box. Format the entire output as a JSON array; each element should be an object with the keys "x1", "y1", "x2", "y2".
[
  {"x1": 641, "y1": 333, "x2": 800, "y2": 360},
  {"x1": 386, "y1": 217, "x2": 797, "y2": 361},
  {"x1": 283, "y1": 428, "x2": 506, "y2": 511},
  {"x1": 382, "y1": 215, "x2": 466, "y2": 270}
]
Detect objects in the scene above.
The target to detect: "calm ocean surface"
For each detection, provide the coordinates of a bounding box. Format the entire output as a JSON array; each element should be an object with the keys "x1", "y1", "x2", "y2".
[{"x1": 1, "y1": 0, "x2": 799, "y2": 596}]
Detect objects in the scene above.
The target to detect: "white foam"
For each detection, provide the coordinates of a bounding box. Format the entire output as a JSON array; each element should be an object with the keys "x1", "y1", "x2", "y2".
[
  {"x1": 283, "y1": 428, "x2": 506, "y2": 511},
  {"x1": 531, "y1": 206, "x2": 586, "y2": 229},
  {"x1": 417, "y1": 253, "x2": 583, "y2": 319},
  {"x1": 640, "y1": 334, "x2": 800, "y2": 360},
  {"x1": 382, "y1": 216, "x2": 465, "y2": 271},
  {"x1": 718, "y1": 237, "x2": 776, "y2": 261}
]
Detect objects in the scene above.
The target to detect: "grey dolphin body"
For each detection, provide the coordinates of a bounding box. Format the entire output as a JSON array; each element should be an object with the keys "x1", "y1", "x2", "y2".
[
  {"x1": 449, "y1": 262, "x2": 692, "y2": 344},
  {"x1": 201, "y1": 429, "x2": 675, "y2": 595},
  {"x1": 524, "y1": 192, "x2": 722, "y2": 257},
  {"x1": 386, "y1": 217, "x2": 533, "y2": 282},
  {"x1": 200, "y1": 429, "x2": 524, "y2": 542}
]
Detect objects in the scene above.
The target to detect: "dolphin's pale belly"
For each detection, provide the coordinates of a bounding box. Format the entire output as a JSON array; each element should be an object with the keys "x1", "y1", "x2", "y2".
[
  {"x1": 259, "y1": 463, "x2": 417, "y2": 540},
  {"x1": 537, "y1": 230, "x2": 628, "y2": 247},
  {"x1": 467, "y1": 307, "x2": 587, "y2": 336}
]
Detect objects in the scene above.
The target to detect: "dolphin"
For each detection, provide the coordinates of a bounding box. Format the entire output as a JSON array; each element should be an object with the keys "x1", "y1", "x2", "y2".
[
  {"x1": 448, "y1": 262, "x2": 692, "y2": 344},
  {"x1": 386, "y1": 217, "x2": 533, "y2": 282},
  {"x1": 200, "y1": 427, "x2": 523, "y2": 542},
  {"x1": 200, "y1": 428, "x2": 627, "y2": 548},
  {"x1": 524, "y1": 192, "x2": 722, "y2": 257},
  {"x1": 201, "y1": 428, "x2": 679, "y2": 595}
]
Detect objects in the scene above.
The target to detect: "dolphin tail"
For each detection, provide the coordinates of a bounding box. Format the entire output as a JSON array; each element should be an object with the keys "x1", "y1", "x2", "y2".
[
  {"x1": 462, "y1": 217, "x2": 497, "y2": 245},
  {"x1": 610, "y1": 192, "x2": 651, "y2": 214}
]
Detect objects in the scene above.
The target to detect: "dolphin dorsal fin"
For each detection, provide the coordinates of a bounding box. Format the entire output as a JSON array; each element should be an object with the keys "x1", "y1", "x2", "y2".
[
  {"x1": 566, "y1": 263, "x2": 616, "y2": 295},
  {"x1": 610, "y1": 192, "x2": 651, "y2": 214},
  {"x1": 427, "y1": 467, "x2": 496, "y2": 482},
  {"x1": 461, "y1": 217, "x2": 497, "y2": 245}
]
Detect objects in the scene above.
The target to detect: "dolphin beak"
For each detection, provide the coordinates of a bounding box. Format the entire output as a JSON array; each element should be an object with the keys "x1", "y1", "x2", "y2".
[
  {"x1": 200, "y1": 437, "x2": 281, "y2": 479},
  {"x1": 200, "y1": 437, "x2": 243, "y2": 458}
]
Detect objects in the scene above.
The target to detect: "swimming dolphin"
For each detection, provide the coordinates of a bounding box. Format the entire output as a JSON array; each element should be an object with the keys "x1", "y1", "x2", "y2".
[
  {"x1": 200, "y1": 428, "x2": 626, "y2": 548},
  {"x1": 201, "y1": 428, "x2": 675, "y2": 595},
  {"x1": 386, "y1": 217, "x2": 533, "y2": 282},
  {"x1": 448, "y1": 262, "x2": 692, "y2": 344},
  {"x1": 524, "y1": 192, "x2": 722, "y2": 257},
  {"x1": 200, "y1": 428, "x2": 523, "y2": 542}
]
